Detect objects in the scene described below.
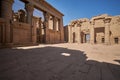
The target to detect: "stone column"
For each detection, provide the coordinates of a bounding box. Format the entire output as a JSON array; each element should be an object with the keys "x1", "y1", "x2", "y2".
[
  {"x1": 90, "y1": 21, "x2": 95, "y2": 44},
  {"x1": 53, "y1": 16, "x2": 57, "y2": 30},
  {"x1": 25, "y1": 3, "x2": 34, "y2": 42},
  {"x1": 77, "y1": 27, "x2": 80, "y2": 43},
  {"x1": 119, "y1": 37, "x2": 120, "y2": 44},
  {"x1": 59, "y1": 17, "x2": 64, "y2": 42},
  {"x1": 0, "y1": 19, "x2": 6, "y2": 44},
  {"x1": 104, "y1": 17, "x2": 111, "y2": 45},
  {"x1": 39, "y1": 17, "x2": 42, "y2": 43},
  {"x1": 77, "y1": 23, "x2": 81, "y2": 43},
  {"x1": 53, "y1": 17, "x2": 57, "y2": 43},
  {"x1": 43, "y1": 12, "x2": 50, "y2": 43},
  {"x1": 79, "y1": 27, "x2": 82, "y2": 43},
  {"x1": 74, "y1": 24, "x2": 77, "y2": 43},
  {"x1": 83, "y1": 34, "x2": 86, "y2": 43},
  {"x1": 1, "y1": 0, "x2": 14, "y2": 43},
  {"x1": 68, "y1": 25, "x2": 72, "y2": 43}
]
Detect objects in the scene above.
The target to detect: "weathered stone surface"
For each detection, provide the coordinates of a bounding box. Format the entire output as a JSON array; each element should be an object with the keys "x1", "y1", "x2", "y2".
[
  {"x1": 0, "y1": 0, "x2": 64, "y2": 47},
  {"x1": 64, "y1": 14, "x2": 120, "y2": 45}
]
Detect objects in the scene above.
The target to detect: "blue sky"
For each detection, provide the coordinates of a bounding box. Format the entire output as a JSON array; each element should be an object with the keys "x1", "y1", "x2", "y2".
[
  {"x1": 46, "y1": 0, "x2": 120, "y2": 25},
  {"x1": 13, "y1": 0, "x2": 120, "y2": 26}
]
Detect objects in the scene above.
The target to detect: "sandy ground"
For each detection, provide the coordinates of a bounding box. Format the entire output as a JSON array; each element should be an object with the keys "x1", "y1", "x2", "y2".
[{"x1": 0, "y1": 43, "x2": 120, "y2": 80}]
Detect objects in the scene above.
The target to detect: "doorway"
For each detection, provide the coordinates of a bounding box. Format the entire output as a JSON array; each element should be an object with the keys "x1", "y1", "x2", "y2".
[
  {"x1": 114, "y1": 37, "x2": 119, "y2": 44},
  {"x1": 102, "y1": 38, "x2": 105, "y2": 43},
  {"x1": 85, "y1": 34, "x2": 90, "y2": 43},
  {"x1": 73, "y1": 32, "x2": 75, "y2": 43}
]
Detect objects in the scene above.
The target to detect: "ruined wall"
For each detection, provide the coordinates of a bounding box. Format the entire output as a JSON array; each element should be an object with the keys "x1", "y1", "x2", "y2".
[
  {"x1": 81, "y1": 18, "x2": 90, "y2": 31},
  {"x1": 48, "y1": 30, "x2": 61, "y2": 44},
  {"x1": 65, "y1": 14, "x2": 120, "y2": 45},
  {"x1": 0, "y1": 0, "x2": 64, "y2": 47},
  {"x1": 110, "y1": 16, "x2": 120, "y2": 44},
  {"x1": 12, "y1": 22, "x2": 31, "y2": 45}
]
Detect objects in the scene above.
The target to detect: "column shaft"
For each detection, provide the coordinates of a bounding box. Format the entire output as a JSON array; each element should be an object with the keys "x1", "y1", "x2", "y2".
[
  {"x1": 43, "y1": 12, "x2": 50, "y2": 43},
  {"x1": 53, "y1": 16, "x2": 57, "y2": 30},
  {"x1": 104, "y1": 17, "x2": 111, "y2": 45},
  {"x1": 90, "y1": 22, "x2": 95, "y2": 44},
  {"x1": 69, "y1": 25, "x2": 73, "y2": 43},
  {"x1": 105, "y1": 23, "x2": 110, "y2": 45},
  {"x1": 59, "y1": 17, "x2": 64, "y2": 42},
  {"x1": 1, "y1": 0, "x2": 14, "y2": 43},
  {"x1": 79, "y1": 27, "x2": 81, "y2": 43},
  {"x1": 25, "y1": 3, "x2": 34, "y2": 42},
  {"x1": 119, "y1": 37, "x2": 120, "y2": 44}
]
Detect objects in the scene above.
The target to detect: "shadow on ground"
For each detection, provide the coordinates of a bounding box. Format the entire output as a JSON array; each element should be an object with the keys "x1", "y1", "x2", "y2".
[{"x1": 0, "y1": 46, "x2": 120, "y2": 80}]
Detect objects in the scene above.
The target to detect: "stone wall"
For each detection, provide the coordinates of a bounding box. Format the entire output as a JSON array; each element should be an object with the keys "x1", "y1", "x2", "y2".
[
  {"x1": 47, "y1": 29, "x2": 61, "y2": 44},
  {"x1": 110, "y1": 16, "x2": 120, "y2": 44},
  {"x1": 64, "y1": 26, "x2": 68, "y2": 42},
  {"x1": 0, "y1": 0, "x2": 64, "y2": 47},
  {"x1": 65, "y1": 14, "x2": 120, "y2": 45},
  {"x1": 0, "y1": 18, "x2": 5, "y2": 46},
  {"x1": 12, "y1": 22, "x2": 31, "y2": 45}
]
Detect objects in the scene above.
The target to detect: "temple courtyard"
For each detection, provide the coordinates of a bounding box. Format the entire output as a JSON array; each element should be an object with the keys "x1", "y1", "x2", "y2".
[{"x1": 0, "y1": 43, "x2": 120, "y2": 80}]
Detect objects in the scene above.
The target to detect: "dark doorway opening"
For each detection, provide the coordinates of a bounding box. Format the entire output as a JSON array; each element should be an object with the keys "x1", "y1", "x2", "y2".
[
  {"x1": 94, "y1": 27, "x2": 105, "y2": 44},
  {"x1": 102, "y1": 38, "x2": 104, "y2": 43},
  {"x1": 114, "y1": 38, "x2": 119, "y2": 44},
  {"x1": 81, "y1": 32, "x2": 84, "y2": 43},
  {"x1": 73, "y1": 32, "x2": 75, "y2": 43}
]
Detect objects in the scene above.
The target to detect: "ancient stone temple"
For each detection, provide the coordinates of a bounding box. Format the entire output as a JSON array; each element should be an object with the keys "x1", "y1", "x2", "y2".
[
  {"x1": 64, "y1": 14, "x2": 120, "y2": 45},
  {"x1": 0, "y1": 0, "x2": 64, "y2": 47}
]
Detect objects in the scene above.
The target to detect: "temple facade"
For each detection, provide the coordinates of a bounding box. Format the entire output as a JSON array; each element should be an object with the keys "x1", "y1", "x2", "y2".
[
  {"x1": 64, "y1": 14, "x2": 120, "y2": 45},
  {"x1": 0, "y1": 0, "x2": 64, "y2": 47}
]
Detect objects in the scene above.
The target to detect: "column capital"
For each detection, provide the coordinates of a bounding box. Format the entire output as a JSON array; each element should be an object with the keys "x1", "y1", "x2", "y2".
[
  {"x1": 25, "y1": 3, "x2": 34, "y2": 13},
  {"x1": 104, "y1": 17, "x2": 112, "y2": 23},
  {"x1": 53, "y1": 16, "x2": 58, "y2": 24},
  {"x1": 44, "y1": 12, "x2": 50, "y2": 21},
  {"x1": 77, "y1": 21, "x2": 82, "y2": 27},
  {"x1": 69, "y1": 20, "x2": 77, "y2": 27},
  {"x1": 53, "y1": 16, "x2": 57, "y2": 20},
  {"x1": 43, "y1": 12, "x2": 50, "y2": 29}
]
